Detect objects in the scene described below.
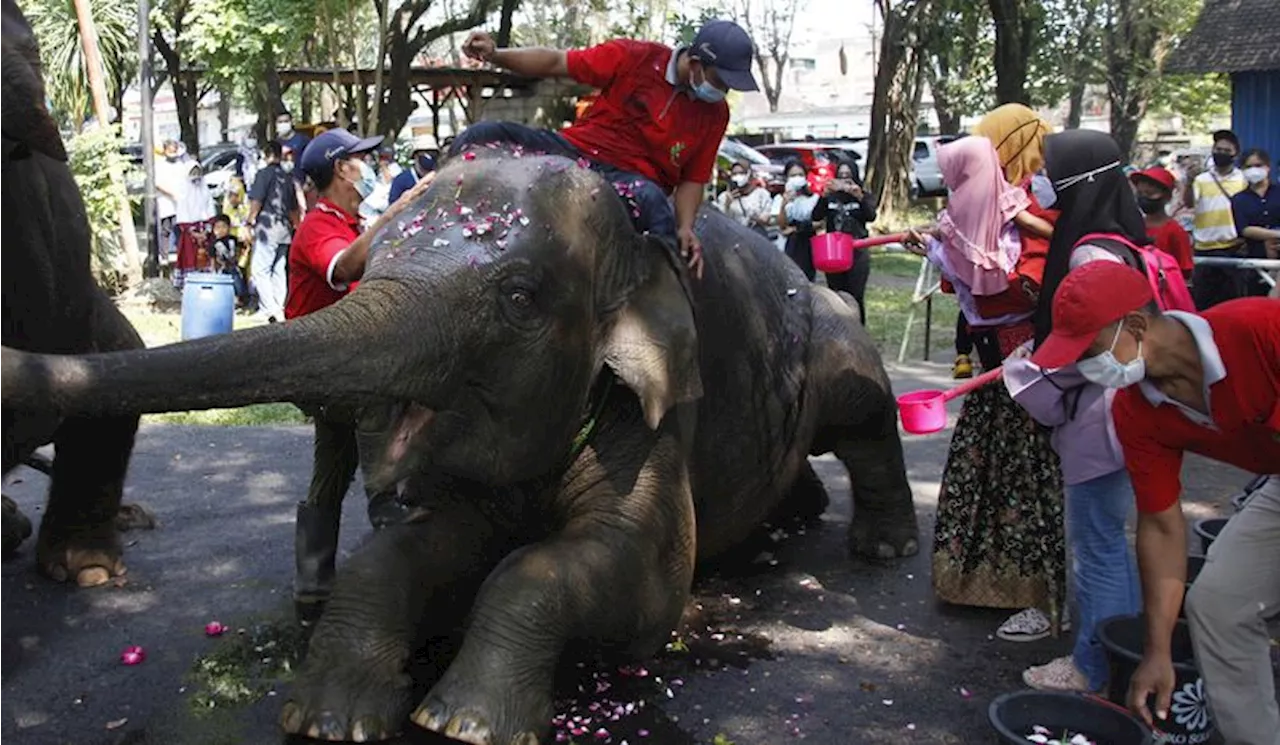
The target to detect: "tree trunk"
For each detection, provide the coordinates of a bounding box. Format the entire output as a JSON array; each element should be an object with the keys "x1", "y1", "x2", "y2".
[
  {"x1": 370, "y1": 0, "x2": 388, "y2": 135},
  {"x1": 867, "y1": 0, "x2": 931, "y2": 218},
  {"x1": 987, "y1": 0, "x2": 1032, "y2": 105},
  {"x1": 496, "y1": 0, "x2": 520, "y2": 47},
  {"x1": 73, "y1": 0, "x2": 142, "y2": 290},
  {"x1": 217, "y1": 83, "x2": 232, "y2": 141},
  {"x1": 1066, "y1": 80, "x2": 1086, "y2": 128},
  {"x1": 382, "y1": 36, "x2": 414, "y2": 139}
]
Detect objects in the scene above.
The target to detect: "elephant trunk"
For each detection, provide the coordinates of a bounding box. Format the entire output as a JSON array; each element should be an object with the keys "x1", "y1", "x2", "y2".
[{"x1": 2, "y1": 280, "x2": 425, "y2": 418}]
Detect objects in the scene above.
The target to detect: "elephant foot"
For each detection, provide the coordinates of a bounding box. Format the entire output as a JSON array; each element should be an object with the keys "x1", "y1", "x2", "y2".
[
  {"x1": 847, "y1": 513, "x2": 919, "y2": 561},
  {"x1": 411, "y1": 672, "x2": 547, "y2": 745},
  {"x1": 280, "y1": 664, "x2": 413, "y2": 742},
  {"x1": 2, "y1": 496, "x2": 34, "y2": 556},
  {"x1": 35, "y1": 518, "x2": 125, "y2": 587}
]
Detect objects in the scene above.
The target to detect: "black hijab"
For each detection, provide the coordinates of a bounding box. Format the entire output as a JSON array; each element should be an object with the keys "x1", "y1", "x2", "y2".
[{"x1": 1034, "y1": 130, "x2": 1151, "y2": 346}]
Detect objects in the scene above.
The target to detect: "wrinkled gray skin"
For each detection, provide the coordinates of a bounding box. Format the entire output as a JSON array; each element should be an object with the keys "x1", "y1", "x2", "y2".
[
  {"x1": 0, "y1": 0, "x2": 143, "y2": 584},
  {"x1": 2, "y1": 147, "x2": 918, "y2": 744}
]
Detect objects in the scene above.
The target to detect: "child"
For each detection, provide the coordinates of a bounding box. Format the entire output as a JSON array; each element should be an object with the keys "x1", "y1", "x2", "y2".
[
  {"x1": 211, "y1": 214, "x2": 249, "y2": 306},
  {"x1": 1129, "y1": 166, "x2": 1193, "y2": 279}
]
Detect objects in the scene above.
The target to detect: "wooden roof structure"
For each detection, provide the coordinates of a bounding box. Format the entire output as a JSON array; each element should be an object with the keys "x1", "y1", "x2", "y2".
[{"x1": 1165, "y1": 0, "x2": 1280, "y2": 74}]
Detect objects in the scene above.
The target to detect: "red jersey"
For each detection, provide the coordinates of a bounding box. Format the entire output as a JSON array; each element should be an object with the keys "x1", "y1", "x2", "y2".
[
  {"x1": 563, "y1": 39, "x2": 729, "y2": 192},
  {"x1": 1114, "y1": 299, "x2": 1280, "y2": 514},
  {"x1": 1145, "y1": 219, "x2": 1193, "y2": 274},
  {"x1": 285, "y1": 198, "x2": 359, "y2": 319}
]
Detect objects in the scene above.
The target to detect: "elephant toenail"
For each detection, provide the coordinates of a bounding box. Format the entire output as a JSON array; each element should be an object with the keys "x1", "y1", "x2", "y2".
[
  {"x1": 306, "y1": 713, "x2": 346, "y2": 741},
  {"x1": 351, "y1": 716, "x2": 383, "y2": 742},
  {"x1": 279, "y1": 702, "x2": 304, "y2": 732},
  {"x1": 412, "y1": 700, "x2": 447, "y2": 730},
  {"x1": 77, "y1": 566, "x2": 110, "y2": 587},
  {"x1": 512, "y1": 732, "x2": 541, "y2": 745},
  {"x1": 902, "y1": 538, "x2": 919, "y2": 556},
  {"x1": 445, "y1": 714, "x2": 491, "y2": 741}
]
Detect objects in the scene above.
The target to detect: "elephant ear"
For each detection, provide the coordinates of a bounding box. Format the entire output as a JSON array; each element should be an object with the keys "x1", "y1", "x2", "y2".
[
  {"x1": 2, "y1": 0, "x2": 68, "y2": 162},
  {"x1": 602, "y1": 237, "x2": 702, "y2": 430}
]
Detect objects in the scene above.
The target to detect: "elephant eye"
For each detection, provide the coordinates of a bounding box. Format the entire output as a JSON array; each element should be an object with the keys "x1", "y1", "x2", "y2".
[{"x1": 508, "y1": 289, "x2": 533, "y2": 308}]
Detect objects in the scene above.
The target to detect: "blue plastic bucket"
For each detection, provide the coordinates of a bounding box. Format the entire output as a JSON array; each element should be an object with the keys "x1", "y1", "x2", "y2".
[{"x1": 180, "y1": 272, "x2": 235, "y2": 340}]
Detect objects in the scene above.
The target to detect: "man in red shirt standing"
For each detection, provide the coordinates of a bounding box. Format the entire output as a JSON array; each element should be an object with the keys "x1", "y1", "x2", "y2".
[
  {"x1": 289, "y1": 128, "x2": 434, "y2": 620},
  {"x1": 1030, "y1": 261, "x2": 1279, "y2": 744},
  {"x1": 1130, "y1": 166, "x2": 1194, "y2": 278},
  {"x1": 454, "y1": 20, "x2": 760, "y2": 278}
]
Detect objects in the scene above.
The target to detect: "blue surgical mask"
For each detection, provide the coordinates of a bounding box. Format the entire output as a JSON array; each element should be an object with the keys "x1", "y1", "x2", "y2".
[
  {"x1": 1030, "y1": 172, "x2": 1057, "y2": 209},
  {"x1": 1077, "y1": 324, "x2": 1145, "y2": 389},
  {"x1": 692, "y1": 66, "x2": 726, "y2": 104},
  {"x1": 346, "y1": 159, "x2": 377, "y2": 199}
]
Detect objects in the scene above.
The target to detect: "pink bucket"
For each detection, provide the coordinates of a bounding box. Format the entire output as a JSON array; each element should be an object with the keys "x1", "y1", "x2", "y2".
[{"x1": 811, "y1": 232, "x2": 854, "y2": 273}]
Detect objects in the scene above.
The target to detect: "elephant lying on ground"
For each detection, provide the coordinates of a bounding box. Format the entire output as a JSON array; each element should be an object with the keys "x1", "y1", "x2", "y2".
[
  {"x1": 2, "y1": 148, "x2": 918, "y2": 743},
  {"x1": 1, "y1": 0, "x2": 144, "y2": 582}
]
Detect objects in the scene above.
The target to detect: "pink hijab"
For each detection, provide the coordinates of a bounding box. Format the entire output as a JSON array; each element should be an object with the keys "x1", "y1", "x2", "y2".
[{"x1": 936, "y1": 137, "x2": 1029, "y2": 295}]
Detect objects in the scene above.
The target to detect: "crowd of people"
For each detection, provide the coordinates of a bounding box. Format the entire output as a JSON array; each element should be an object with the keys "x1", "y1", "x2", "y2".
[{"x1": 149, "y1": 17, "x2": 1276, "y2": 742}]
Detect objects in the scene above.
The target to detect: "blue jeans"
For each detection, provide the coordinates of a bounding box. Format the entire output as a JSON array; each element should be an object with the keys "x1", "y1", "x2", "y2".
[
  {"x1": 449, "y1": 121, "x2": 677, "y2": 239},
  {"x1": 1066, "y1": 468, "x2": 1142, "y2": 690}
]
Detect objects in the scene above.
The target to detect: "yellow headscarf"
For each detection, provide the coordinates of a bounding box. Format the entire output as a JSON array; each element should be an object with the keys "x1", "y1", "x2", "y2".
[{"x1": 972, "y1": 104, "x2": 1052, "y2": 187}]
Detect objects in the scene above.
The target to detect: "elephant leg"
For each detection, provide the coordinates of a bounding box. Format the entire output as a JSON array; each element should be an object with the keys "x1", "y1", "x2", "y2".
[
  {"x1": 37, "y1": 294, "x2": 142, "y2": 586},
  {"x1": 779, "y1": 460, "x2": 830, "y2": 525},
  {"x1": 806, "y1": 287, "x2": 919, "y2": 560},
  {"x1": 412, "y1": 414, "x2": 695, "y2": 745},
  {"x1": 281, "y1": 498, "x2": 505, "y2": 743}
]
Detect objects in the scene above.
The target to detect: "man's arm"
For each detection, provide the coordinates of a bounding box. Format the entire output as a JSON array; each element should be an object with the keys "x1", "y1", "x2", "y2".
[
  {"x1": 1242, "y1": 225, "x2": 1280, "y2": 241},
  {"x1": 248, "y1": 200, "x2": 262, "y2": 226},
  {"x1": 674, "y1": 181, "x2": 705, "y2": 278},
  {"x1": 332, "y1": 172, "x2": 437, "y2": 283},
  {"x1": 463, "y1": 31, "x2": 568, "y2": 77},
  {"x1": 1128, "y1": 503, "x2": 1187, "y2": 726}
]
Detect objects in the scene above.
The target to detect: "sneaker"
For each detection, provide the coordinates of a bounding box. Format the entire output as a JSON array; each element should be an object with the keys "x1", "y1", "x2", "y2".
[
  {"x1": 997, "y1": 608, "x2": 1070, "y2": 642},
  {"x1": 953, "y1": 354, "x2": 974, "y2": 379},
  {"x1": 1023, "y1": 655, "x2": 1090, "y2": 692}
]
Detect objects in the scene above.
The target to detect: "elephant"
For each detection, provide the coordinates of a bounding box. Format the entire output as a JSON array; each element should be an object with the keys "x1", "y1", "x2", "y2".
[
  {"x1": 0, "y1": 0, "x2": 144, "y2": 584},
  {"x1": 1, "y1": 147, "x2": 919, "y2": 743}
]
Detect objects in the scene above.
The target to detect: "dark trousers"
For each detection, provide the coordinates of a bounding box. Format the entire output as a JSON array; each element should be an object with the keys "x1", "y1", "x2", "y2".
[
  {"x1": 825, "y1": 247, "x2": 871, "y2": 325},
  {"x1": 449, "y1": 121, "x2": 676, "y2": 238},
  {"x1": 1191, "y1": 249, "x2": 1244, "y2": 310},
  {"x1": 784, "y1": 231, "x2": 816, "y2": 281},
  {"x1": 955, "y1": 311, "x2": 974, "y2": 356}
]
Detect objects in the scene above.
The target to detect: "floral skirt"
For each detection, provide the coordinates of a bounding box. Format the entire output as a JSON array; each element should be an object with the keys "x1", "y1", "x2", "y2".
[{"x1": 931, "y1": 383, "x2": 1066, "y2": 626}]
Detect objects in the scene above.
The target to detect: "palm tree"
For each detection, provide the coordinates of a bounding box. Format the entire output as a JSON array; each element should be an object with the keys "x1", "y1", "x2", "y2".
[{"x1": 24, "y1": 0, "x2": 137, "y2": 127}]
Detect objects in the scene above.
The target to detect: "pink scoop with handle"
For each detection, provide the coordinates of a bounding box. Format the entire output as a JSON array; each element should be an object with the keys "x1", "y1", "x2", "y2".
[{"x1": 896, "y1": 366, "x2": 1005, "y2": 434}]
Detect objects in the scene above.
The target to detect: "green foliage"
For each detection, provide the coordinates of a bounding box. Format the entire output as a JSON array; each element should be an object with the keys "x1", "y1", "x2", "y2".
[
  {"x1": 922, "y1": 0, "x2": 996, "y2": 126},
  {"x1": 1148, "y1": 72, "x2": 1230, "y2": 131},
  {"x1": 67, "y1": 126, "x2": 135, "y2": 292},
  {"x1": 24, "y1": 0, "x2": 137, "y2": 126},
  {"x1": 668, "y1": 5, "x2": 717, "y2": 45}
]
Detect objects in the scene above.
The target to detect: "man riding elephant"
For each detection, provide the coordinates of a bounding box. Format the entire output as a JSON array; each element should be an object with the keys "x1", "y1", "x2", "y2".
[
  {"x1": 1, "y1": 0, "x2": 146, "y2": 585},
  {"x1": 455, "y1": 18, "x2": 760, "y2": 279},
  {"x1": 3, "y1": 146, "x2": 918, "y2": 744}
]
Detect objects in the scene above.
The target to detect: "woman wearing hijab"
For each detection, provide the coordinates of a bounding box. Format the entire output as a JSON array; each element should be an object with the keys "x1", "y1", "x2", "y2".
[
  {"x1": 906, "y1": 137, "x2": 1067, "y2": 642},
  {"x1": 173, "y1": 161, "x2": 216, "y2": 289},
  {"x1": 812, "y1": 157, "x2": 877, "y2": 323},
  {"x1": 1002, "y1": 129, "x2": 1146, "y2": 692},
  {"x1": 777, "y1": 159, "x2": 821, "y2": 280}
]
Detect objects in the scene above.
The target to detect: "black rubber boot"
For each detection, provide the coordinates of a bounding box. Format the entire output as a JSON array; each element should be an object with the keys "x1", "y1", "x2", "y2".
[{"x1": 294, "y1": 500, "x2": 341, "y2": 623}]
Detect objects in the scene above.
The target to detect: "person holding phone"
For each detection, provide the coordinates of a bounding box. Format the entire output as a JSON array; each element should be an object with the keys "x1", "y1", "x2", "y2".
[
  {"x1": 716, "y1": 160, "x2": 773, "y2": 236},
  {"x1": 811, "y1": 158, "x2": 876, "y2": 324}
]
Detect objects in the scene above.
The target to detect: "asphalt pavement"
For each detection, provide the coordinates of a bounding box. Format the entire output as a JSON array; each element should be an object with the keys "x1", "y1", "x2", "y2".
[{"x1": 1, "y1": 362, "x2": 1254, "y2": 745}]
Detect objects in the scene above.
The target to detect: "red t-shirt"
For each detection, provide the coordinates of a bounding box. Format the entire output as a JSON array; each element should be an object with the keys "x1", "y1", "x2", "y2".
[
  {"x1": 285, "y1": 198, "x2": 359, "y2": 319},
  {"x1": 1145, "y1": 219, "x2": 1193, "y2": 273},
  {"x1": 563, "y1": 39, "x2": 729, "y2": 192},
  {"x1": 1114, "y1": 298, "x2": 1280, "y2": 514}
]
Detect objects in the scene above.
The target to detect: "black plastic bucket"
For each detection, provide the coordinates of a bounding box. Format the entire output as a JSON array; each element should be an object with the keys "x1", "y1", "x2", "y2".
[
  {"x1": 1191, "y1": 518, "x2": 1228, "y2": 555},
  {"x1": 1179, "y1": 556, "x2": 1206, "y2": 620},
  {"x1": 988, "y1": 690, "x2": 1153, "y2": 744},
  {"x1": 1098, "y1": 615, "x2": 1215, "y2": 744}
]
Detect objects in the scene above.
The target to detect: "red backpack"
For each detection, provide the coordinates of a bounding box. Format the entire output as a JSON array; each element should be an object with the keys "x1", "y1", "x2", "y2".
[{"x1": 1076, "y1": 232, "x2": 1196, "y2": 312}]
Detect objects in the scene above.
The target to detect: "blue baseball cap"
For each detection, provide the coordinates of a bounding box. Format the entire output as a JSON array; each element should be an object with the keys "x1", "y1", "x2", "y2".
[
  {"x1": 689, "y1": 20, "x2": 759, "y2": 92},
  {"x1": 300, "y1": 129, "x2": 384, "y2": 181}
]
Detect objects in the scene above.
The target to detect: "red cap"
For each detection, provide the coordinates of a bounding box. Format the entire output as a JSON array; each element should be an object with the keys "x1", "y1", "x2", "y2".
[
  {"x1": 1128, "y1": 166, "x2": 1176, "y2": 192},
  {"x1": 1030, "y1": 261, "x2": 1154, "y2": 368}
]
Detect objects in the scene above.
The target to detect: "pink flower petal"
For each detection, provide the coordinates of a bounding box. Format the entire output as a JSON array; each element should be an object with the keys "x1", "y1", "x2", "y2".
[{"x1": 204, "y1": 621, "x2": 226, "y2": 637}]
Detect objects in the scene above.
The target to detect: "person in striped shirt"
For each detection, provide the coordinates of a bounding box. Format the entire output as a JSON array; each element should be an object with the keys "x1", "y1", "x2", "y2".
[{"x1": 1189, "y1": 129, "x2": 1247, "y2": 309}]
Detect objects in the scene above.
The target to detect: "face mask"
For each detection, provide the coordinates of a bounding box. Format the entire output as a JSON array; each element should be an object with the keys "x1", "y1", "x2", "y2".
[
  {"x1": 1077, "y1": 323, "x2": 1146, "y2": 389},
  {"x1": 691, "y1": 65, "x2": 726, "y2": 104},
  {"x1": 786, "y1": 175, "x2": 807, "y2": 193},
  {"x1": 1136, "y1": 195, "x2": 1166, "y2": 215},
  {"x1": 345, "y1": 159, "x2": 377, "y2": 199},
  {"x1": 244, "y1": 137, "x2": 258, "y2": 150},
  {"x1": 1211, "y1": 151, "x2": 1234, "y2": 169},
  {"x1": 1030, "y1": 172, "x2": 1057, "y2": 209},
  {"x1": 277, "y1": 121, "x2": 293, "y2": 136},
  {"x1": 281, "y1": 161, "x2": 294, "y2": 174},
  {"x1": 1244, "y1": 166, "x2": 1269, "y2": 185},
  {"x1": 731, "y1": 174, "x2": 749, "y2": 188}
]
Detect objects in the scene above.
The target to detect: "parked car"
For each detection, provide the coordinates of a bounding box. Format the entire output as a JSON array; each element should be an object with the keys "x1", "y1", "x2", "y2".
[
  {"x1": 200, "y1": 145, "x2": 242, "y2": 201},
  {"x1": 754, "y1": 142, "x2": 848, "y2": 194},
  {"x1": 911, "y1": 134, "x2": 963, "y2": 197},
  {"x1": 717, "y1": 138, "x2": 784, "y2": 194}
]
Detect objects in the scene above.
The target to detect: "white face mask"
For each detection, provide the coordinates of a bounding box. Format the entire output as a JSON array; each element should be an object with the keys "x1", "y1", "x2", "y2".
[
  {"x1": 786, "y1": 175, "x2": 807, "y2": 193},
  {"x1": 277, "y1": 120, "x2": 293, "y2": 136},
  {"x1": 731, "y1": 173, "x2": 749, "y2": 188},
  {"x1": 1243, "y1": 166, "x2": 1270, "y2": 185},
  {"x1": 1077, "y1": 323, "x2": 1146, "y2": 389},
  {"x1": 281, "y1": 161, "x2": 294, "y2": 174}
]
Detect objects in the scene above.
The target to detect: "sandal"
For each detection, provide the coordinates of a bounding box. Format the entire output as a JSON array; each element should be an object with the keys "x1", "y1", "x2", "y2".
[
  {"x1": 997, "y1": 608, "x2": 1069, "y2": 642},
  {"x1": 1023, "y1": 655, "x2": 1090, "y2": 692},
  {"x1": 953, "y1": 353, "x2": 974, "y2": 379}
]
